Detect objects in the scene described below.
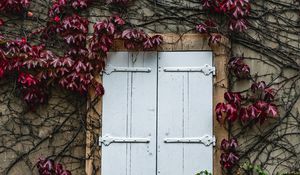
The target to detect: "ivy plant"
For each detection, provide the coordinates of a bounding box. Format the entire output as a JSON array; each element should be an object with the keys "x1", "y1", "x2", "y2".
[
  {"x1": 242, "y1": 162, "x2": 268, "y2": 175},
  {"x1": 196, "y1": 170, "x2": 212, "y2": 175}
]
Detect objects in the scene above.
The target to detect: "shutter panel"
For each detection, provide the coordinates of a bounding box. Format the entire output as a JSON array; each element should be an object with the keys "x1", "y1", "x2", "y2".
[
  {"x1": 157, "y1": 52, "x2": 213, "y2": 175},
  {"x1": 102, "y1": 52, "x2": 157, "y2": 175}
]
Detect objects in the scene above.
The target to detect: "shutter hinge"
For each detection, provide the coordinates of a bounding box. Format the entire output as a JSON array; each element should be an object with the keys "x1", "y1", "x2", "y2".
[
  {"x1": 163, "y1": 64, "x2": 215, "y2": 76},
  {"x1": 164, "y1": 135, "x2": 216, "y2": 146},
  {"x1": 103, "y1": 64, "x2": 152, "y2": 75},
  {"x1": 100, "y1": 134, "x2": 150, "y2": 146}
]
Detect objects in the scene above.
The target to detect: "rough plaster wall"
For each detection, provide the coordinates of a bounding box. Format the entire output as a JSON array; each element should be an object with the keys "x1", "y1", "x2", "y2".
[
  {"x1": 231, "y1": 0, "x2": 300, "y2": 173},
  {"x1": 0, "y1": 79, "x2": 86, "y2": 175},
  {"x1": 0, "y1": 0, "x2": 88, "y2": 173},
  {"x1": 231, "y1": 49, "x2": 300, "y2": 174},
  {"x1": 89, "y1": 0, "x2": 202, "y2": 33}
]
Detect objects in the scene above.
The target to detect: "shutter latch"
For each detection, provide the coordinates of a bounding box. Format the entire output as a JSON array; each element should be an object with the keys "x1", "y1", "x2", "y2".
[
  {"x1": 164, "y1": 135, "x2": 216, "y2": 146},
  {"x1": 100, "y1": 134, "x2": 151, "y2": 146}
]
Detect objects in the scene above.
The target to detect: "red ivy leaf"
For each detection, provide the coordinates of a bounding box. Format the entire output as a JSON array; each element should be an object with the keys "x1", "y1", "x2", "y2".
[
  {"x1": 264, "y1": 87, "x2": 275, "y2": 102},
  {"x1": 215, "y1": 102, "x2": 226, "y2": 123},
  {"x1": 266, "y1": 103, "x2": 278, "y2": 117},
  {"x1": 254, "y1": 100, "x2": 268, "y2": 111},
  {"x1": 209, "y1": 34, "x2": 222, "y2": 45},
  {"x1": 151, "y1": 35, "x2": 163, "y2": 46},
  {"x1": 196, "y1": 23, "x2": 207, "y2": 33},
  {"x1": 224, "y1": 92, "x2": 242, "y2": 106},
  {"x1": 240, "y1": 107, "x2": 250, "y2": 123},
  {"x1": 0, "y1": 19, "x2": 4, "y2": 26},
  {"x1": 225, "y1": 103, "x2": 238, "y2": 122},
  {"x1": 247, "y1": 105, "x2": 261, "y2": 120}
]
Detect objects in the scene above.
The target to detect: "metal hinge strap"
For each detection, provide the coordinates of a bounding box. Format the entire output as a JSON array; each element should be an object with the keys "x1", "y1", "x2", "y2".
[
  {"x1": 104, "y1": 64, "x2": 152, "y2": 75},
  {"x1": 163, "y1": 64, "x2": 215, "y2": 75},
  {"x1": 100, "y1": 134, "x2": 150, "y2": 146},
  {"x1": 164, "y1": 135, "x2": 216, "y2": 146}
]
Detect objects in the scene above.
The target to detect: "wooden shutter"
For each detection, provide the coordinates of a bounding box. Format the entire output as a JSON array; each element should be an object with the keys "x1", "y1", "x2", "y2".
[
  {"x1": 157, "y1": 52, "x2": 214, "y2": 175},
  {"x1": 102, "y1": 51, "x2": 214, "y2": 175},
  {"x1": 102, "y1": 52, "x2": 157, "y2": 175}
]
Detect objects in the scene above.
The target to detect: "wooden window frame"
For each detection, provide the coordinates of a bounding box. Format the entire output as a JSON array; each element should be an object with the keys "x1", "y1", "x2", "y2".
[{"x1": 86, "y1": 33, "x2": 230, "y2": 175}]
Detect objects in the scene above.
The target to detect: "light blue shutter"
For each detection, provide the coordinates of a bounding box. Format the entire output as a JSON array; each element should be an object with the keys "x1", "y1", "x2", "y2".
[
  {"x1": 157, "y1": 52, "x2": 214, "y2": 175},
  {"x1": 102, "y1": 52, "x2": 157, "y2": 175},
  {"x1": 102, "y1": 51, "x2": 214, "y2": 175}
]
